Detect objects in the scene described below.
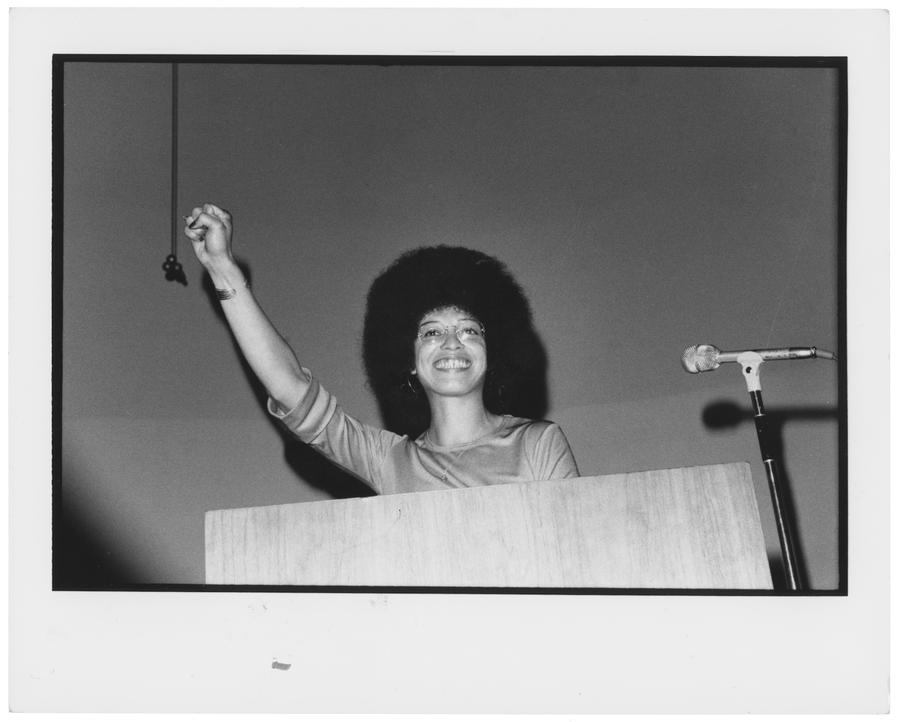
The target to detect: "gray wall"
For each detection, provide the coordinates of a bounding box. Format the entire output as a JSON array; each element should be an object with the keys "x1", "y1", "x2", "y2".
[{"x1": 61, "y1": 61, "x2": 841, "y2": 587}]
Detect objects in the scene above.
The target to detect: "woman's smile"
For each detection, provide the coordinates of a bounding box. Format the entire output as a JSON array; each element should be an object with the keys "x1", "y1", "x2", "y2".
[
  {"x1": 433, "y1": 356, "x2": 472, "y2": 371},
  {"x1": 414, "y1": 306, "x2": 487, "y2": 397}
]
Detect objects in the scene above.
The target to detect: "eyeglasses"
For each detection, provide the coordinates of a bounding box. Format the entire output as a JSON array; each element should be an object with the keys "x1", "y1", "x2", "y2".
[{"x1": 416, "y1": 321, "x2": 486, "y2": 345}]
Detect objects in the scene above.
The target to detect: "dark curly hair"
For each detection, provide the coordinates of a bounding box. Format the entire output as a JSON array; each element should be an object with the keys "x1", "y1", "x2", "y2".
[{"x1": 363, "y1": 245, "x2": 547, "y2": 438}]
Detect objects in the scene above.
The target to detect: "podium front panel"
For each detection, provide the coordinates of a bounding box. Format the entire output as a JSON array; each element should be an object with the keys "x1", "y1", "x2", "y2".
[{"x1": 205, "y1": 462, "x2": 772, "y2": 589}]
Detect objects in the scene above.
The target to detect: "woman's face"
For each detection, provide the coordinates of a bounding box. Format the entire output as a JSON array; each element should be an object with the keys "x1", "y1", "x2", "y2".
[{"x1": 413, "y1": 306, "x2": 488, "y2": 401}]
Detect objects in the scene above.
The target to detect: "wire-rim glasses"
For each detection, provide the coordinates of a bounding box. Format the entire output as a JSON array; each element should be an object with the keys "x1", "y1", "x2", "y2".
[{"x1": 416, "y1": 321, "x2": 486, "y2": 345}]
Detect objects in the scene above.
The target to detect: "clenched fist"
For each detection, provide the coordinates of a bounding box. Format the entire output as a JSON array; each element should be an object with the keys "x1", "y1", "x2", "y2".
[{"x1": 184, "y1": 202, "x2": 235, "y2": 272}]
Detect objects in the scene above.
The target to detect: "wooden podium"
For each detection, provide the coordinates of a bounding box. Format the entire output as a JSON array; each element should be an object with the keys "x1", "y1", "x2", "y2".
[{"x1": 205, "y1": 462, "x2": 772, "y2": 589}]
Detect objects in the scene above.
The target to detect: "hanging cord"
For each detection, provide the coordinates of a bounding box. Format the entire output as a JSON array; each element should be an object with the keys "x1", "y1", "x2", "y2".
[{"x1": 163, "y1": 62, "x2": 187, "y2": 285}]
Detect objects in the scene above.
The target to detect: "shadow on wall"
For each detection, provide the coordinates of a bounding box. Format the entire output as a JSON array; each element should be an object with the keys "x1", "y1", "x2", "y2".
[
  {"x1": 202, "y1": 262, "x2": 551, "y2": 495},
  {"x1": 703, "y1": 400, "x2": 840, "y2": 592},
  {"x1": 202, "y1": 267, "x2": 376, "y2": 500},
  {"x1": 54, "y1": 497, "x2": 141, "y2": 589}
]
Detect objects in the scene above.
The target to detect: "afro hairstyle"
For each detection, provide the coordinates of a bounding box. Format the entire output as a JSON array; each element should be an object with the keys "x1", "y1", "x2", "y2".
[{"x1": 363, "y1": 245, "x2": 547, "y2": 438}]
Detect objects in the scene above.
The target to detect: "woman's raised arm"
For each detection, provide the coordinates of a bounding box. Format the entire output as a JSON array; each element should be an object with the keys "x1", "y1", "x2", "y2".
[{"x1": 184, "y1": 203, "x2": 309, "y2": 413}]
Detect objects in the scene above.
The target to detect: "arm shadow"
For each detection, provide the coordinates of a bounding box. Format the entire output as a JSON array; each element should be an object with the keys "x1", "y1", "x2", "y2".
[{"x1": 201, "y1": 265, "x2": 375, "y2": 499}]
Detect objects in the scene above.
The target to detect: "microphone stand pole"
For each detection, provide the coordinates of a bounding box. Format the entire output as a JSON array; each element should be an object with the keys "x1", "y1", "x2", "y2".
[{"x1": 737, "y1": 352, "x2": 803, "y2": 592}]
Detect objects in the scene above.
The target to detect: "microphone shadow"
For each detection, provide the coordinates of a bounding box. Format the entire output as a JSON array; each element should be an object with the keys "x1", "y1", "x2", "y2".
[
  {"x1": 702, "y1": 400, "x2": 839, "y2": 428},
  {"x1": 701, "y1": 400, "x2": 839, "y2": 591},
  {"x1": 702, "y1": 400, "x2": 839, "y2": 465}
]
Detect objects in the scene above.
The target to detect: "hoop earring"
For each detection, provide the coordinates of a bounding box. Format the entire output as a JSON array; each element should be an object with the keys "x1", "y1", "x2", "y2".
[{"x1": 404, "y1": 372, "x2": 419, "y2": 395}]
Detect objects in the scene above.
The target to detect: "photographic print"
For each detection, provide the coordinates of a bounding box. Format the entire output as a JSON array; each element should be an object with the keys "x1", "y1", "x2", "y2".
[
  {"x1": 55, "y1": 56, "x2": 845, "y2": 593},
  {"x1": 10, "y1": 7, "x2": 888, "y2": 714}
]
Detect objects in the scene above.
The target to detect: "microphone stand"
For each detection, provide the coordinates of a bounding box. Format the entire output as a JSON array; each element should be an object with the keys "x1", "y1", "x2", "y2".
[{"x1": 737, "y1": 352, "x2": 804, "y2": 592}]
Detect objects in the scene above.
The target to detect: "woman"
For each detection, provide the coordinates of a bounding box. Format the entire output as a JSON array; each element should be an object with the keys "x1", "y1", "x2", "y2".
[{"x1": 185, "y1": 202, "x2": 579, "y2": 495}]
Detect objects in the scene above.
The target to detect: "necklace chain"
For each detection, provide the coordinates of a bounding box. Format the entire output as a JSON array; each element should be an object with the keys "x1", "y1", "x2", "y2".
[
  {"x1": 424, "y1": 415, "x2": 501, "y2": 449},
  {"x1": 425, "y1": 416, "x2": 504, "y2": 483}
]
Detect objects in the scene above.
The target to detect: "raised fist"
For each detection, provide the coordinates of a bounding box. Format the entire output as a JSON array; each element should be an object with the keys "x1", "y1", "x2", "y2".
[{"x1": 184, "y1": 202, "x2": 234, "y2": 270}]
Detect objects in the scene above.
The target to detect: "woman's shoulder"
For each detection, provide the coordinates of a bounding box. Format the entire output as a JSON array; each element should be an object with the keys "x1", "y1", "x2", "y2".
[
  {"x1": 502, "y1": 415, "x2": 565, "y2": 438},
  {"x1": 502, "y1": 416, "x2": 579, "y2": 479}
]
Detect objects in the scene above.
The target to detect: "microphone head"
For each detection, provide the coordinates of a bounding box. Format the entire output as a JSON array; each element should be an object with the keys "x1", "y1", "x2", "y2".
[{"x1": 682, "y1": 344, "x2": 722, "y2": 373}]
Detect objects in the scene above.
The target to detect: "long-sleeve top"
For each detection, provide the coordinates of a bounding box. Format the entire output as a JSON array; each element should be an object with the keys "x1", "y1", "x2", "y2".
[{"x1": 268, "y1": 367, "x2": 580, "y2": 495}]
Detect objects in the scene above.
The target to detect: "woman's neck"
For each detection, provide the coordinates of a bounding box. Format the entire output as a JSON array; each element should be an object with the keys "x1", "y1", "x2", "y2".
[{"x1": 425, "y1": 395, "x2": 501, "y2": 447}]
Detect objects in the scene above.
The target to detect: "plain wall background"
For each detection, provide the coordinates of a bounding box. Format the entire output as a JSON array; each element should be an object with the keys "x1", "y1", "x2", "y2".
[{"x1": 60, "y1": 60, "x2": 841, "y2": 588}]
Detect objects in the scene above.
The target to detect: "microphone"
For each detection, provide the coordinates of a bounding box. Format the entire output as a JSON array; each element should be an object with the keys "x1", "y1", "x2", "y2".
[{"x1": 682, "y1": 344, "x2": 837, "y2": 373}]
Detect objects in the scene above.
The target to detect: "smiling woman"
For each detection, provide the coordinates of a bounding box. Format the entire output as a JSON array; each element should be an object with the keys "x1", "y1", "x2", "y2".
[
  {"x1": 415, "y1": 308, "x2": 489, "y2": 409},
  {"x1": 185, "y1": 205, "x2": 579, "y2": 495}
]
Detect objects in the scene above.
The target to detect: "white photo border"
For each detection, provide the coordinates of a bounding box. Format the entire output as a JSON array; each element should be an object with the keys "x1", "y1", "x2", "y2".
[{"x1": 8, "y1": 7, "x2": 889, "y2": 713}]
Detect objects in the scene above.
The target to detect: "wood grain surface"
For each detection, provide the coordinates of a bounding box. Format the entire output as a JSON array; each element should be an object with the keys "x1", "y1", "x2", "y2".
[{"x1": 205, "y1": 462, "x2": 772, "y2": 589}]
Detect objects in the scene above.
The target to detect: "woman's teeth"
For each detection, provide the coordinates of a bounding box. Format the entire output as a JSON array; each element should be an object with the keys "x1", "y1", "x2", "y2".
[{"x1": 434, "y1": 358, "x2": 471, "y2": 370}]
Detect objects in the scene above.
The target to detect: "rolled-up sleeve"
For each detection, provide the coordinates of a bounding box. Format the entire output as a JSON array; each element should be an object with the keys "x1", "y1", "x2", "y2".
[
  {"x1": 267, "y1": 367, "x2": 338, "y2": 443},
  {"x1": 267, "y1": 367, "x2": 400, "y2": 493}
]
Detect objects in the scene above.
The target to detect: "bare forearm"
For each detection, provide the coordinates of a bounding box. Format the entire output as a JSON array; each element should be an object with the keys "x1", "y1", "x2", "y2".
[
  {"x1": 185, "y1": 203, "x2": 310, "y2": 411},
  {"x1": 206, "y1": 259, "x2": 308, "y2": 412}
]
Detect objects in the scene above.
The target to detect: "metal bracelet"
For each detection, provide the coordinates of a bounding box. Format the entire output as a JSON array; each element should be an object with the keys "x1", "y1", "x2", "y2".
[{"x1": 214, "y1": 280, "x2": 249, "y2": 301}]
